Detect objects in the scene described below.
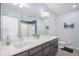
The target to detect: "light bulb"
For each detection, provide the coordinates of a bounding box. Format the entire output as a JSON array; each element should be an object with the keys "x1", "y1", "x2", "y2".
[
  {"x1": 19, "y1": 4, "x2": 23, "y2": 8},
  {"x1": 73, "y1": 5, "x2": 77, "y2": 8},
  {"x1": 40, "y1": 9, "x2": 50, "y2": 17},
  {"x1": 13, "y1": 3, "x2": 18, "y2": 5}
]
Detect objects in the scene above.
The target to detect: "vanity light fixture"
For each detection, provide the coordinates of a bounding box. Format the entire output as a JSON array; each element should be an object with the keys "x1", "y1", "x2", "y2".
[
  {"x1": 19, "y1": 4, "x2": 24, "y2": 8},
  {"x1": 13, "y1": 3, "x2": 18, "y2": 5},
  {"x1": 40, "y1": 9, "x2": 50, "y2": 17}
]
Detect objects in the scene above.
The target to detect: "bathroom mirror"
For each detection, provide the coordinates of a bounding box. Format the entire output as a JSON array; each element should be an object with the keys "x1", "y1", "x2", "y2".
[
  {"x1": 20, "y1": 19, "x2": 37, "y2": 38},
  {"x1": 0, "y1": 3, "x2": 1, "y2": 40}
]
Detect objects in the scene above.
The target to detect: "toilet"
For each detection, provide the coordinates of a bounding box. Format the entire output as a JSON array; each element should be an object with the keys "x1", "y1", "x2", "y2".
[
  {"x1": 58, "y1": 40, "x2": 72, "y2": 48},
  {"x1": 58, "y1": 40, "x2": 66, "y2": 48}
]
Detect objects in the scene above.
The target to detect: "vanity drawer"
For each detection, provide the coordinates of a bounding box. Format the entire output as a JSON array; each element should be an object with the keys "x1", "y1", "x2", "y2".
[
  {"x1": 29, "y1": 45, "x2": 42, "y2": 56},
  {"x1": 42, "y1": 42, "x2": 50, "y2": 48}
]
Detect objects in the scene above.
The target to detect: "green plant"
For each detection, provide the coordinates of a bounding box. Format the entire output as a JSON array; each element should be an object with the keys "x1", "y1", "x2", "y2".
[{"x1": 32, "y1": 33, "x2": 40, "y2": 38}]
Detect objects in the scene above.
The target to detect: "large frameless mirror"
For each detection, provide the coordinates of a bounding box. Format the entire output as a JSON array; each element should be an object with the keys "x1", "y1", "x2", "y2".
[{"x1": 0, "y1": 3, "x2": 1, "y2": 40}]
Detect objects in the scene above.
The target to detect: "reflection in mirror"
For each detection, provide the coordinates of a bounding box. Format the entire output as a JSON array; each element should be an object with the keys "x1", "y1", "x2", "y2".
[
  {"x1": 20, "y1": 19, "x2": 37, "y2": 38},
  {"x1": 0, "y1": 3, "x2": 1, "y2": 40},
  {"x1": 1, "y1": 15, "x2": 18, "y2": 43}
]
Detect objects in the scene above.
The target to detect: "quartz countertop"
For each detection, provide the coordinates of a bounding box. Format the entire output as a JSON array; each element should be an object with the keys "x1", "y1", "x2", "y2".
[{"x1": 0, "y1": 35, "x2": 58, "y2": 56}]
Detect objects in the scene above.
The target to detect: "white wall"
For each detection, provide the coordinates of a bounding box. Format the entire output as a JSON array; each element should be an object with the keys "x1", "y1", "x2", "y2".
[
  {"x1": 43, "y1": 14, "x2": 57, "y2": 35},
  {"x1": 37, "y1": 13, "x2": 56, "y2": 35},
  {"x1": 56, "y1": 10, "x2": 79, "y2": 49}
]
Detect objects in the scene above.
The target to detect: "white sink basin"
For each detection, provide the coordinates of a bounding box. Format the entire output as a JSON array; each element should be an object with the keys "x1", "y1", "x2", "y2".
[
  {"x1": 14, "y1": 40, "x2": 37, "y2": 49},
  {"x1": 23, "y1": 37, "x2": 38, "y2": 40},
  {"x1": 14, "y1": 42, "x2": 28, "y2": 49},
  {"x1": 13, "y1": 36, "x2": 41, "y2": 49}
]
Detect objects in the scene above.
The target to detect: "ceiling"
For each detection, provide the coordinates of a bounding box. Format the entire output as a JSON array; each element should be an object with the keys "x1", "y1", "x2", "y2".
[
  {"x1": 2, "y1": 3, "x2": 42, "y2": 17},
  {"x1": 2, "y1": 3, "x2": 79, "y2": 17},
  {"x1": 43, "y1": 3, "x2": 79, "y2": 15}
]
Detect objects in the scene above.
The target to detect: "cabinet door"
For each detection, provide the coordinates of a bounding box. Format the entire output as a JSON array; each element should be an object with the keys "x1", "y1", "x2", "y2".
[
  {"x1": 29, "y1": 46, "x2": 42, "y2": 56},
  {"x1": 15, "y1": 51, "x2": 28, "y2": 56},
  {"x1": 43, "y1": 46, "x2": 50, "y2": 56},
  {"x1": 53, "y1": 41, "x2": 58, "y2": 55},
  {"x1": 50, "y1": 40, "x2": 58, "y2": 56},
  {"x1": 49, "y1": 39, "x2": 58, "y2": 56},
  {"x1": 49, "y1": 44, "x2": 54, "y2": 56}
]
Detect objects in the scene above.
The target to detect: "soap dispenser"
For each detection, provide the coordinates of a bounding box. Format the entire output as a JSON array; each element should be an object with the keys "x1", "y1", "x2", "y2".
[{"x1": 6, "y1": 36, "x2": 10, "y2": 45}]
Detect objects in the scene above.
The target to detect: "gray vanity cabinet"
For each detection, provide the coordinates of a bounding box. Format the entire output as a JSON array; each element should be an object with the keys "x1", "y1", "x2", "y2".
[
  {"x1": 49, "y1": 44, "x2": 54, "y2": 56},
  {"x1": 15, "y1": 51, "x2": 28, "y2": 56},
  {"x1": 42, "y1": 42, "x2": 50, "y2": 56},
  {"x1": 49, "y1": 38, "x2": 58, "y2": 56},
  {"x1": 32, "y1": 50, "x2": 42, "y2": 56},
  {"x1": 29, "y1": 45, "x2": 42, "y2": 56},
  {"x1": 42, "y1": 46, "x2": 50, "y2": 56},
  {"x1": 53, "y1": 40, "x2": 58, "y2": 55},
  {"x1": 14, "y1": 38, "x2": 58, "y2": 56}
]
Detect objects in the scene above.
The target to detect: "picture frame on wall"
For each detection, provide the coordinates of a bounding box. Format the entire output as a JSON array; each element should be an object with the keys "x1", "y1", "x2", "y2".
[
  {"x1": 64, "y1": 23, "x2": 68, "y2": 28},
  {"x1": 70, "y1": 24, "x2": 74, "y2": 28},
  {"x1": 64, "y1": 23, "x2": 74, "y2": 29}
]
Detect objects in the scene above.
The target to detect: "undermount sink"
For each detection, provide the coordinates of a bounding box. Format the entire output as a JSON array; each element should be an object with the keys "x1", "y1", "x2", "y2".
[
  {"x1": 14, "y1": 42, "x2": 28, "y2": 49},
  {"x1": 22, "y1": 36, "x2": 38, "y2": 40},
  {"x1": 13, "y1": 36, "x2": 40, "y2": 49},
  {"x1": 14, "y1": 40, "x2": 37, "y2": 49}
]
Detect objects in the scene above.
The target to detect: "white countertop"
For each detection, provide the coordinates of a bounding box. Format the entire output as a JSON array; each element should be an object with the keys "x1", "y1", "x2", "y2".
[{"x1": 0, "y1": 35, "x2": 58, "y2": 56}]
